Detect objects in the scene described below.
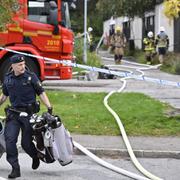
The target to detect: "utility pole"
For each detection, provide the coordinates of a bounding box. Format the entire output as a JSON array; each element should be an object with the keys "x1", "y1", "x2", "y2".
[{"x1": 83, "y1": 0, "x2": 87, "y2": 64}]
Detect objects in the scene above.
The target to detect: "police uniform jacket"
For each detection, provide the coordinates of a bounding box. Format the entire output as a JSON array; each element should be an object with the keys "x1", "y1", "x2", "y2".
[{"x1": 2, "y1": 71, "x2": 44, "y2": 108}]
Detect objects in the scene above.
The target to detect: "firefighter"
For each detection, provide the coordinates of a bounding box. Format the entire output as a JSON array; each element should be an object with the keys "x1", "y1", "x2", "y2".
[
  {"x1": 88, "y1": 27, "x2": 94, "y2": 52},
  {"x1": 111, "y1": 26, "x2": 126, "y2": 64},
  {"x1": 155, "y1": 26, "x2": 169, "y2": 64},
  {"x1": 0, "y1": 54, "x2": 53, "y2": 178},
  {"x1": 143, "y1": 31, "x2": 156, "y2": 65}
]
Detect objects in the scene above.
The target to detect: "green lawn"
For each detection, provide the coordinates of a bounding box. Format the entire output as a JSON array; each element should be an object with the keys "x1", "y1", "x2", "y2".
[{"x1": 1, "y1": 91, "x2": 180, "y2": 136}]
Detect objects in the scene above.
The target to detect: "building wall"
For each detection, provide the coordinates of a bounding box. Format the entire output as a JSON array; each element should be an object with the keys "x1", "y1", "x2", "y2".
[
  {"x1": 103, "y1": 17, "x2": 124, "y2": 45},
  {"x1": 103, "y1": 17, "x2": 142, "y2": 49},
  {"x1": 130, "y1": 17, "x2": 143, "y2": 49},
  {"x1": 103, "y1": 17, "x2": 124, "y2": 36},
  {"x1": 155, "y1": 3, "x2": 174, "y2": 51}
]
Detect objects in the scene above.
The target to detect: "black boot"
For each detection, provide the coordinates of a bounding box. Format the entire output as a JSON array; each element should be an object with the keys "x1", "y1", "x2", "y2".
[
  {"x1": 8, "y1": 167, "x2": 21, "y2": 179},
  {"x1": 114, "y1": 54, "x2": 118, "y2": 63},
  {"x1": 32, "y1": 157, "x2": 40, "y2": 170}
]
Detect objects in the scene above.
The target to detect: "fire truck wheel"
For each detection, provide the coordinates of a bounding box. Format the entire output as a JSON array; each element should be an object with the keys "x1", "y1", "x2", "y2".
[{"x1": 0, "y1": 56, "x2": 40, "y2": 83}]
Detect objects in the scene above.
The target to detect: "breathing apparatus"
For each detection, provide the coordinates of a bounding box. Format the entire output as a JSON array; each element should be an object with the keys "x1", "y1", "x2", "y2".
[
  {"x1": 30, "y1": 112, "x2": 61, "y2": 131},
  {"x1": 29, "y1": 112, "x2": 73, "y2": 166}
]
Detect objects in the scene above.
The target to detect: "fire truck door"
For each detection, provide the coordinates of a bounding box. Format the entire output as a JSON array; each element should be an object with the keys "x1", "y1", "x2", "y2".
[{"x1": 24, "y1": 0, "x2": 61, "y2": 53}]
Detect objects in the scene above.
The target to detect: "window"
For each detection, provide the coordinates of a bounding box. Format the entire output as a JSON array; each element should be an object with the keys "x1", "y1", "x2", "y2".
[{"x1": 28, "y1": 0, "x2": 56, "y2": 24}]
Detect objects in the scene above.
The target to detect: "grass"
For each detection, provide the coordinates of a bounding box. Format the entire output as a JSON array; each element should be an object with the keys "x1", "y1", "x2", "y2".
[
  {"x1": 1, "y1": 91, "x2": 179, "y2": 136},
  {"x1": 125, "y1": 49, "x2": 180, "y2": 74},
  {"x1": 160, "y1": 52, "x2": 180, "y2": 74},
  {"x1": 126, "y1": 49, "x2": 159, "y2": 65}
]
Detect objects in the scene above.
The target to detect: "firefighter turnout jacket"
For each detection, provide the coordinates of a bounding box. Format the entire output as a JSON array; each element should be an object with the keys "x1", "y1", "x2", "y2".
[
  {"x1": 143, "y1": 37, "x2": 156, "y2": 52},
  {"x1": 155, "y1": 32, "x2": 169, "y2": 48},
  {"x1": 111, "y1": 32, "x2": 126, "y2": 48}
]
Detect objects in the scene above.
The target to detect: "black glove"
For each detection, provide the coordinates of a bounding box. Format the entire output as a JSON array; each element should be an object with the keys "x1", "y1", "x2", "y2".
[{"x1": 47, "y1": 107, "x2": 53, "y2": 115}]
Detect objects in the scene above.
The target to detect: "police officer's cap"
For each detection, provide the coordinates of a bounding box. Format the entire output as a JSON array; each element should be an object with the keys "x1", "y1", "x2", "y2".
[{"x1": 10, "y1": 54, "x2": 25, "y2": 64}]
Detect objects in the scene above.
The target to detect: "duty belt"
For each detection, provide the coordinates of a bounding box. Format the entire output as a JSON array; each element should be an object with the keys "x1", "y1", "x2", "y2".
[
  {"x1": 8, "y1": 107, "x2": 29, "y2": 117},
  {"x1": 5, "y1": 102, "x2": 40, "y2": 117},
  {"x1": 12, "y1": 106, "x2": 25, "y2": 111}
]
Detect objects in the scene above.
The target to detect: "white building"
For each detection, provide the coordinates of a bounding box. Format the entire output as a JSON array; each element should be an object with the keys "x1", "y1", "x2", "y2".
[{"x1": 103, "y1": 2, "x2": 180, "y2": 52}]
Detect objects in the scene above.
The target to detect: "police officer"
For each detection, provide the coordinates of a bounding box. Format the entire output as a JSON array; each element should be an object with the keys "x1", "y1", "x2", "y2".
[
  {"x1": 143, "y1": 31, "x2": 156, "y2": 65},
  {"x1": 0, "y1": 54, "x2": 53, "y2": 178},
  {"x1": 155, "y1": 26, "x2": 169, "y2": 64}
]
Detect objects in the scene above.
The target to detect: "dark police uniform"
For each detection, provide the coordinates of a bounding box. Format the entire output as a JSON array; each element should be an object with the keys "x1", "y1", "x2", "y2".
[{"x1": 2, "y1": 70, "x2": 44, "y2": 170}]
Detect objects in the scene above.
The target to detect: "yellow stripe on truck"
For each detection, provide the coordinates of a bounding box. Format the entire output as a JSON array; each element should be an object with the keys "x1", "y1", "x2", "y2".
[
  {"x1": 23, "y1": 31, "x2": 38, "y2": 37},
  {"x1": 9, "y1": 27, "x2": 60, "y2": 39},
  {"x1": 9, "y1": 27, "x2": 23, "y2": 33},
  {"x1": 37, "y1": 30, "x2": 52, "y2": 36}
]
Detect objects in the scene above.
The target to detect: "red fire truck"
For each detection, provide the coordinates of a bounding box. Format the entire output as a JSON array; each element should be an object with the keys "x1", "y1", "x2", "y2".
[{"x1": 0, "y1": 0, "x2": 74, "y2": 82}]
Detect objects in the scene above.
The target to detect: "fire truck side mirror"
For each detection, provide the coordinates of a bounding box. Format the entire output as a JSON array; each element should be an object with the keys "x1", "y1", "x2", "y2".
[
  {"x1": 48, "y1": 9, "x2": 58, "y2": 26},
  {"x1": 48, "y1": 3, "x2": 59, "y2": 35},
  {"x1": 52, "y1": 26, "x2": 59, "y2": 35},
  {"x1": 48, "y1": 1, "x2": 58, "y2": 26}
]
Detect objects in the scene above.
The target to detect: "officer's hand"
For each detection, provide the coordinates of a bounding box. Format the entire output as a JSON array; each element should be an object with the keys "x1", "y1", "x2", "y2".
[{"x1": 47, "y1": 107, "x2": 53, "y2": 115}]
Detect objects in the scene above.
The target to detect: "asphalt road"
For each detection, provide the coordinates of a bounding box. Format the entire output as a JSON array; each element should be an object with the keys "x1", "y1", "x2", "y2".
[{"x1": 1, "y1": 154, "x2": 180, "y2": 180}]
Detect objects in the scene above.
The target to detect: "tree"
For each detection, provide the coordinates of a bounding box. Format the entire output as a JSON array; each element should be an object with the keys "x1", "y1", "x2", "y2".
[
  {"x1": 0, "y1": 0, "x2": 18, "y2": 30},
  {"x1": 164, "y1": 0, "x2": 180, "y2": 19},
  {"x1": 70, "y1": 0, "x2": 103, "y2": 36},
  {"x1": 96, "y1": 0, "x2": 156, "y2": 19}
]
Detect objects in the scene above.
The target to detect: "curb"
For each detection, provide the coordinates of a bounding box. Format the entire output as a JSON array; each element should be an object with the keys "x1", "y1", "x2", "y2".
[
  {"x1": 74, "y1": 147, "x2": 180, "y2": 159},
  {"x1": 17, "y1": 146, "x2": 180, "y2": 159}
]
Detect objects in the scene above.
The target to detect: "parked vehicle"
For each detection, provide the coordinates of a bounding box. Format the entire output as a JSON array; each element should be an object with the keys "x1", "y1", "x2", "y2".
[{"x1": 0, "y1": 0, "x2": 74, "y2": 82}]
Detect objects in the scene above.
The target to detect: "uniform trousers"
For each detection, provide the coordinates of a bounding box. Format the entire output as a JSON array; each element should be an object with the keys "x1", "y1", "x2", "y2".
[{"x1": 4, "y1": 112, "x2": 37, "y2": 169}]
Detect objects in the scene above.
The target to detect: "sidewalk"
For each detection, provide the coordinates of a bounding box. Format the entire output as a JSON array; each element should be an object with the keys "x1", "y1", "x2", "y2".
[
  {"x1": 16, "y1": 134, "x2": 180, "y2": 159},
  {"x1": 72, "y1": 134, "x2": 180, "y2": 159}
]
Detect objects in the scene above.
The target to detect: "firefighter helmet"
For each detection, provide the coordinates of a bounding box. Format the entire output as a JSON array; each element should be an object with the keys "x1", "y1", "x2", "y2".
[
  {"x1": 88, "y1": 27, "x2": 93, "y2": 32},
  {"x1": 159, "y1": 26, "x2": 165, "y2": 32},
  {"x1": 147, "y1": 31, "x2": 153, "y2": 38},
  {"x1": 115, "y1": 26, "x2": 122, "y2": 33}
]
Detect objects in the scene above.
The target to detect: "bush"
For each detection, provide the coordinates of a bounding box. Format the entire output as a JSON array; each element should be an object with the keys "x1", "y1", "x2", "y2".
[
  {"x1": 160, "y1": 52, "x2": 180, "y2": 74},
  {"x1": 174, "y1": 60, "x2": 180, "y2": 74},
  {"x1": 74, "y1": 38, "x2": 84, "y2": 64},
  {"x1": 87, "y1": 51, "x2": 101, "y2": 67},
  {"x1": 74, "y1": 38, "x2": 102, "y2": 67}
]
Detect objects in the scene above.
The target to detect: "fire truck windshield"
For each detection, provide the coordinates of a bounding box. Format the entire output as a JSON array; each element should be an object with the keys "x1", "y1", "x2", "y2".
[
  {"x1": 28, "y1": 0, "x2": 51, "y2": 24},
  {"x1": 27, "y1": 0, "x2": 71, "y2": 29}
]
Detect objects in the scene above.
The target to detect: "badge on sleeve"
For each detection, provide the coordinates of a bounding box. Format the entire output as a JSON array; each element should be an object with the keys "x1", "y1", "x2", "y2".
[{"x1": 37, "y1": 81, "x2": 42, "y2": 87}]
